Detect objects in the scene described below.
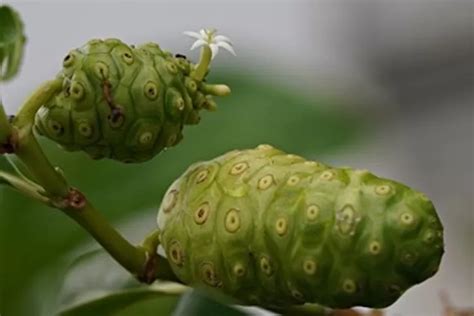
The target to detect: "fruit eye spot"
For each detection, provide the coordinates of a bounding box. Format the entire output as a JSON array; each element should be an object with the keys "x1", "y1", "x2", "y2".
[
  {"x1": 70, "y1": 82, "x2": 85, "y2": 100},
  {"x1": 48, "y1": 120, "x2": 64, "y2": 136},
  {"x1": 162, "y1": 189, "x2": 178, "y2": 213},
  {"x1": 168, "y1": 240, "x2": 184, "y2": 266},
  {"x1": 375, "y1": 184, "x2": 392, "y2": 195},
  {"x1": 225, "y1": 208, "x2": 241, "y2": 233},
  {"x1": 139, "y1": 131, "x2": 154, "y2": 145},
  {"x1": 400, "y1": 212, "x2": 415, "y2": 225},
  {"x1": 166, "y1": 62, "x2": 178, "y2": 74},
  {"x1": 306, "y1": 204, "x2": 320, "y2": 221},
  {"x1": 233, "y1": 263, "x2": 246, "y2": 277},
  {"x1": 174, "y1": 98, "x2": 185, "y2": 111},
  {"x1": 108, "y1": 109, "x2": 125, "y2": 128},
  {"x1": 94, "y1": 62, "x2": 109, "y2": 79},
  {"x1": 200, "y1": 262, "x2": 220, "y2": 287},
  {"x1": 275, "y1": 217, "x2": 288, "y2": 236},
  {"x1": 320, "y1": 170, "x2": 335, "y2": 181},
  {"x1": 259, "y1": 255, "x2": 273, "y2": 276},
  {"x1": 342, "y1": 279, "x2": 357, "y2": 294},
  {"x1": 194, "y1": 202, "x2": 210, "y2": 225},
  {"x1": 287, "y1": 175, "x2": 300, "y2": 186},
  {"x1": 144, "y1": 81, "x2": 159, "y2": 100},
  {"x1": 186, "y1": 80, "x2": 197, "y2": 93},
  {"x1": 369, "y1": 241, "x2": 381, "y2": 255},
  {"x1": 423, "y1": 230, "x2": 435, "y2": 244},
  {"x1": 258, "y1": 174, "x2": 274, "y2": 190},
  {"x1": 78, "y1": 121, "x2": 93, "y2": 137},
  {"x1": 303, "y1": 259, "x2": 317, "y2": 275},
  {"x1": 230, "y1": 162, "x2": 248, "y2": 175},
  {"x1": 63, "y1": 53, "x2": 75, "y2": 67},
  {"x1": 122, "y1": 51, "x2": 134, "y2": 64},
  {"x1": 195, "y1": 169, "x2": 209, "y2": 183}
]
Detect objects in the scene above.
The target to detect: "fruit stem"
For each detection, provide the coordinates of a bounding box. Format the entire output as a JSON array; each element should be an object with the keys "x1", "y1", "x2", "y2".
[
  {"x1": 11, "y1": 78, "x2": 68, "y2": 196},
  {"x1": 64, "y1": 199, "x2": 149, "y2": 278},
  {"x1": 13, "y1": 78, "x2": 62, "y2": 129},
  {"x1": 192, "y1": 45, "x2": 212, "y2": 82},
  {"x1": 15, "y1": 132, "x2": 69, "y2": 196}
]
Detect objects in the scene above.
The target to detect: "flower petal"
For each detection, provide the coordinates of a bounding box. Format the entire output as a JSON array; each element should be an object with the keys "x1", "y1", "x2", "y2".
[
  {"x1": 190, "y1": 39, "x2": 208, "y2": 50},
  {"x1": 217, "y1": 41, "x2": 236, "y2": 56},
  {"x1": 200, "y1": 29, "x2": 208, "y2": 39},
  {"x1": 183, "y1": 31, "x2": 202, "y2": 40},
  {"x1": 209, "y1": 43, "x2": 219, "y2": 60},
  {"x1": 214, "y1": 35, "x2": 232, "y2": 44}
]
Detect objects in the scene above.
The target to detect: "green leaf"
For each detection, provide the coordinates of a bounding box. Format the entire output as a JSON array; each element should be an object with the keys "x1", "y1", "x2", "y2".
[
  {"x1": 59, "y1": 249, "x2": 142, "y2": 309},
  {"x1": 0, "y1": 71, "x2": 368, "y2": 316},
  {"x1": 172, "y1": 290, "x2": 248, "y2": 316},
  {"x1": 57, "y1": 248, "x2": 186, "y2": 316},
  {"x1": 0, "y1": 5, "x2": 26, "y2": 81},
  {"x1": 59, "y1": 288, "x2": 181, "y2": 316}
]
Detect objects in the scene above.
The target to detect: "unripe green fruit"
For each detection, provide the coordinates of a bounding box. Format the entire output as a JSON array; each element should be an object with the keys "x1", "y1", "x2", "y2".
[
  {"x1": 34, "y1": 38, "x2": 223, "y2": 163},
  {"x1": 157, "y1": 145, "x2": 444, "y2": 309}
]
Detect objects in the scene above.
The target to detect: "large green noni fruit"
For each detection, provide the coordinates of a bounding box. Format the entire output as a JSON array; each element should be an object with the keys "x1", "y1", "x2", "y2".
[
  {"x1": 157, "y1": 145, "x2": 444, "y2": 309},
  {"x1": 34, "y1": 38, "x2": 226, "y2": 163}
]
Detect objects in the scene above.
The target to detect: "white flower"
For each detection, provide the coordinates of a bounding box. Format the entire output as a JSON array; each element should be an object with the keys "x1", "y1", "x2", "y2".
[{"x1": 183, "y1": 28, "x2": 236, "y2": 60}]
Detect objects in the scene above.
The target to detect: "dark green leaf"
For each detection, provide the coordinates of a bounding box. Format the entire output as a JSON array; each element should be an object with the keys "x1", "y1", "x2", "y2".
[
  {"x1": 59, "y1": 288, "x2": 180, "y2": 316},
  {"x1": 172, "y1": 290, "x2": 248, "y2": 316}
]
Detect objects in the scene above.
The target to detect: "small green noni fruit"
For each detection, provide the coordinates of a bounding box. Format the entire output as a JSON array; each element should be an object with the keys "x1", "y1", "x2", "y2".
[
  {"x1": 157, "y1": 145, "x2": 444, "y2": 309},
  {"x1": 34, "y1": 38, "x2": 228, "y2": 163}
]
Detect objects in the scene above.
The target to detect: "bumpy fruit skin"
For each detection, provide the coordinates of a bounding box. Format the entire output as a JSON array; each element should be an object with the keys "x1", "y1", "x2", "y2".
[
  {"x1": 34, "y1": 39, "x2": 219, "y2": 163},
  {"x1": 157, "y1": 145, "x2": 444, "y2": 309}
]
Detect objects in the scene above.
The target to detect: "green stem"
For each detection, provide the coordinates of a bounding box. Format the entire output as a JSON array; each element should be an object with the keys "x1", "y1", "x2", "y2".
[
  {"x1": 13, "y1": 78, "x2": 62, "y2": 130},
  {"x1": 142, "y1": 228, "x2": 161, "y2": 254},
  {"x1": 15, "y1": 132, "x2": 69, "y2": 197},
  {"x1": 192, "y1": 45, "x2": 212, "y2": 82},
  {"x1": 9, "y1": 78, "x2": 68, "y2": 196},
  {"x1": 65, "y1": 201, "x2": 148, "y2": 277}
]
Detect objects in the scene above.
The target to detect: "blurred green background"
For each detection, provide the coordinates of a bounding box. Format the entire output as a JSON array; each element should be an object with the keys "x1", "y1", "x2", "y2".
[{"x1": 1, "y1": 1, "x2": 472, "y2": 316}]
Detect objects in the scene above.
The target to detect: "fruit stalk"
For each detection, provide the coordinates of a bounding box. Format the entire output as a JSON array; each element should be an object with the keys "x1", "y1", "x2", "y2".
[{"x1": 193, "y1": 45, "x2": 212, "y2": 82}]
